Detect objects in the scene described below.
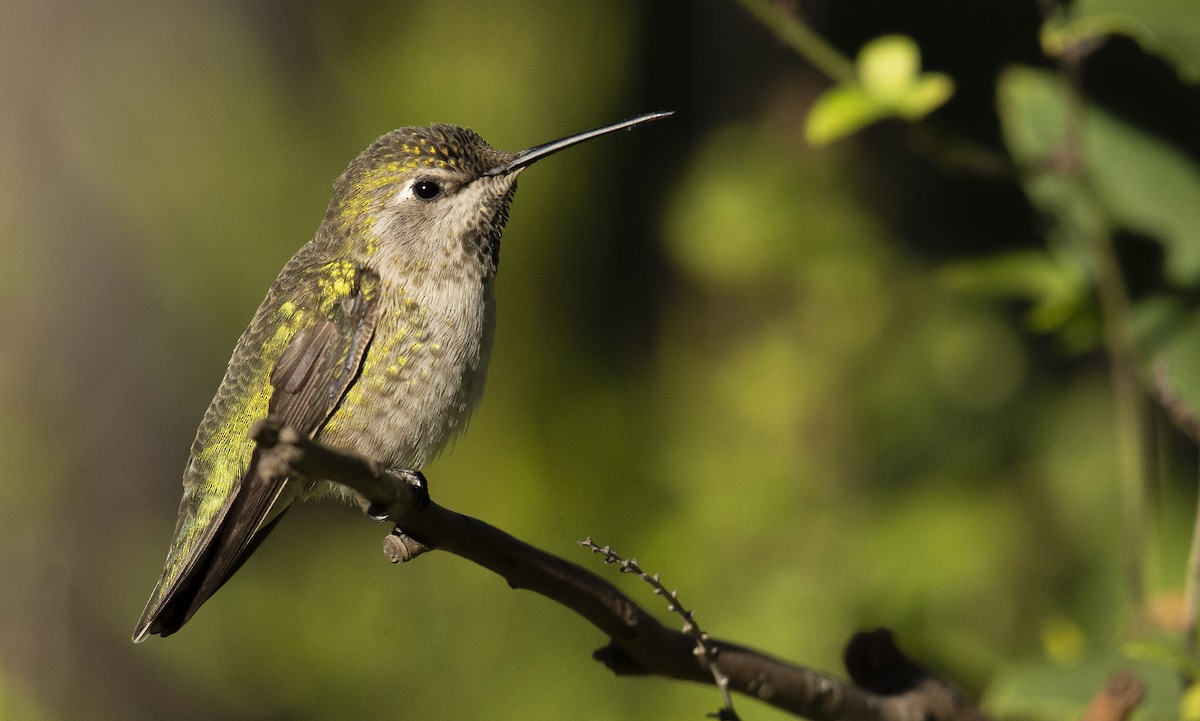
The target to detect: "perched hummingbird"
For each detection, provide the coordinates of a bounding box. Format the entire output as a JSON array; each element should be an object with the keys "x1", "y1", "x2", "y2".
[{"x1": 133, "y1": 111, "x2": 671, "y2": 642}]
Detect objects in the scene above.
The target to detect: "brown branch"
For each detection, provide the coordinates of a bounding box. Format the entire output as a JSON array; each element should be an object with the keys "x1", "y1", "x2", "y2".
[
  {"x1": 251, "y1": 416, "x2": 992, "y2": 721},
  {"x1": 1080, "y1": 670, "x2": 1145, "y2": 721}
]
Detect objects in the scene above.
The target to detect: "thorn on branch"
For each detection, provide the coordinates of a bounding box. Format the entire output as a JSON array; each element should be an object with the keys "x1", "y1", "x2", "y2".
[{"x1": 383, "y1": 528, "x2": 434, "y2": 564}]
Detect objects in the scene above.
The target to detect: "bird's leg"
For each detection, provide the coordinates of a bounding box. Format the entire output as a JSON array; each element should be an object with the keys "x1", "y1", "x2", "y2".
[
  {"x1": 364, "y1": 469, "x2": 429, "y2": 520},
  {"x1": 379, "y1": 469, "x2": 434, "y2": 564}
]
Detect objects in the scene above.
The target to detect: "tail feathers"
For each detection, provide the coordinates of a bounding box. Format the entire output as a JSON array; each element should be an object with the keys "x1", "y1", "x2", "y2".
[{"x1": 132, "y1": 508, "x2": 290, "y2": 643}]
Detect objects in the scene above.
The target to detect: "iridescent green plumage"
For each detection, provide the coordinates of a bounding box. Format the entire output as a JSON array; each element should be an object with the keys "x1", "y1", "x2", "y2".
[{"x1": 134, "y1": 113, "x2": 671, "y2": 641}]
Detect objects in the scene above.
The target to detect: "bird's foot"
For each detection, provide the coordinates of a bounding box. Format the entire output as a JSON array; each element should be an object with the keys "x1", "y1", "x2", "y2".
[
  {"x1": 363, "y1": 469, "x2": 429, "y2": 521},
  {"x1": 396, "y1": 469, "x2": 430, "y2": 511}
]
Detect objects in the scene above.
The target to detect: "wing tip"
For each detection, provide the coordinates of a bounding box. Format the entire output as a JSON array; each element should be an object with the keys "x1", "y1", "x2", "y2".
[
  {"x1": 132, "y1": 621, "x2": 179, "y2": 643},
  {"x1": 133, "y1": 600, "x2": 186, "y2": 643},
  {"x1": 132, "y1": 597, "x2": 168, "y2": 643},
  {"x1": 133, "y1": 568, "x2": 193, "y2": 644},
  {"x1": 131, "y1": 607, "x2": 161, "y2": 643},
  {"x1": 131, "y1": 624, "x2": 152, "y2": 644}
]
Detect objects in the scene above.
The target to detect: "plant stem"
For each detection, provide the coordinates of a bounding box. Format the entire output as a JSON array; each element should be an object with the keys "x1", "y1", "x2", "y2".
[
  {"x1": 1058, "y1": 49, "x2": 1152, "y2": 629},
  {"x1": 732, "y1": 0, "x2": 856, "y2": 84}
]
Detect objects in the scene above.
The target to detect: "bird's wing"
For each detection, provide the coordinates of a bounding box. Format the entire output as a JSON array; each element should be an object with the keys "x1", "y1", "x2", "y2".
[{"x1": 133, "y1": 263, "x2": 381, "y2": 641}]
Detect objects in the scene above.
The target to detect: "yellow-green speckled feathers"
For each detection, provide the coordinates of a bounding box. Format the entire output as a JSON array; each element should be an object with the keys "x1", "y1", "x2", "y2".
[{"x1": 134, "y1": 254, "x2": 381, "y2": 640}]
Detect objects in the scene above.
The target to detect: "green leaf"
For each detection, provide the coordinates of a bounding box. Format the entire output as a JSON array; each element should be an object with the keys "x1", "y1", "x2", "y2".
[
  {"x1": 857, "y1": 35, "x2": 955, "y2": 117},
  {"x1": 896, "y1": 73, "x2": 956, "y2": 119},
  {"x1": 939, "y1": 250, "x2": 1089, "y2": 333},
  {"x1": 858, "y1": 35, "x2": 922, "y2": 104},
  {"x1": 998, "y1": 66, "x2": 1200, "y2": 285},
  {"x1": 1087, "y1": 115, "x2": 1200, "y2": 283},
  {"x1": 805, "y1": 34, "x2": 955, "y2": 145},
  {"x1": 805, "y1": 85, "x2": 888, "y2": 146},
  {"x1": 1044, "y1": 0, "x2": 1200, "y2": 83}
]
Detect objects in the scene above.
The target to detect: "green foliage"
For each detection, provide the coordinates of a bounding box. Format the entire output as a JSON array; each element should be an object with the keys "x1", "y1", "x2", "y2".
[
  {"x1": 1044, "y1": 0, "x2": 1200, "y2": 83},
  {"x1": 947, "y1": 63, "x2": 1200, "y2": 368},
  {"x1": 806, "y1": 35, "x2": 954, "y2": 146},
  {"x1": 987, "y1": 65, "x2": 1200, "y2": 424},
  {"x1": 998, "y1": 67, "x2": 1200, "y2": 286},
  {"x1": 939, "y1": 249, "x2": 1090, "y2": 335}
]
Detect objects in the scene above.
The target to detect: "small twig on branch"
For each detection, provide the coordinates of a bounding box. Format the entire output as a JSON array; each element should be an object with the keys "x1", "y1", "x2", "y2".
[
  {"x1": 251, "y1": 416, "x2": 993, "y2": 721},
  {"x1": 580, "y1": 538, "x2": 738, "y2": 721}
]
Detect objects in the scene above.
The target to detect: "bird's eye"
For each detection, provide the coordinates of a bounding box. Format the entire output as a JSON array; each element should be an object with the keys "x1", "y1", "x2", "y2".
[{"x1": 413, "y1": 180, "x2": 442, "y2": 200}]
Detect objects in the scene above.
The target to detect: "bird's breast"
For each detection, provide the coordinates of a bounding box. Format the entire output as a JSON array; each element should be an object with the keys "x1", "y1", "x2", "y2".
[{"x1": 316, "y1": 274, "x2": 496, "y2": 472}]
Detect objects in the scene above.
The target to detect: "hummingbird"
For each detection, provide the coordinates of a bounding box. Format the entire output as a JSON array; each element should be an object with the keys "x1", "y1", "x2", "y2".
[{"x1": 133, "y1": 111, "x2": 671, "y2": 642}]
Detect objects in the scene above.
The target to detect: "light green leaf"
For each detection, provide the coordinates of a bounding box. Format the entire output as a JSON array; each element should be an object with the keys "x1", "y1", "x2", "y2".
[
  {"x1": 805, "y1": 85, "x2": 887, "y2": 146},
  {"x1": 805, "y1": 34, "x2": 954, "y2": 145},
  {"x1": 858, "y1": 35, "x2": 922, "y2": 104},
  {"x1": 896, "y1": 73, "x2": 956, "y2": 119},
  {"x1": 857, "y1": 35, "x2": 955, "y2": 117}
]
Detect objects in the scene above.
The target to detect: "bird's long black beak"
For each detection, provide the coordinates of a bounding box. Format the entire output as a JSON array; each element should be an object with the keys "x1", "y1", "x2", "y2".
[{"x1": 483, "y1": 111, "x2": 673, "y2": 177}]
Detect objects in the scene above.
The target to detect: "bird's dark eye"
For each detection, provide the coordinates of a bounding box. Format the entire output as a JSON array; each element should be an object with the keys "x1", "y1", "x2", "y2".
[{"x1": 413, "y1": 180, "x2": 442, "y2": 200}]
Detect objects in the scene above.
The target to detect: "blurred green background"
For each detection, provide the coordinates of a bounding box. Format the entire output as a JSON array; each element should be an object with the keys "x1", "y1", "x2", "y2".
[{"x1": 3, "y1": 0, "x2": 1200, "y2": 719}]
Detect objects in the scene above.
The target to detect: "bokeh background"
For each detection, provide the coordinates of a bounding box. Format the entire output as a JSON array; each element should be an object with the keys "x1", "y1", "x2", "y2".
[{"x1": 3, "y1": 0, "x2": 1200, "y2": 719}]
